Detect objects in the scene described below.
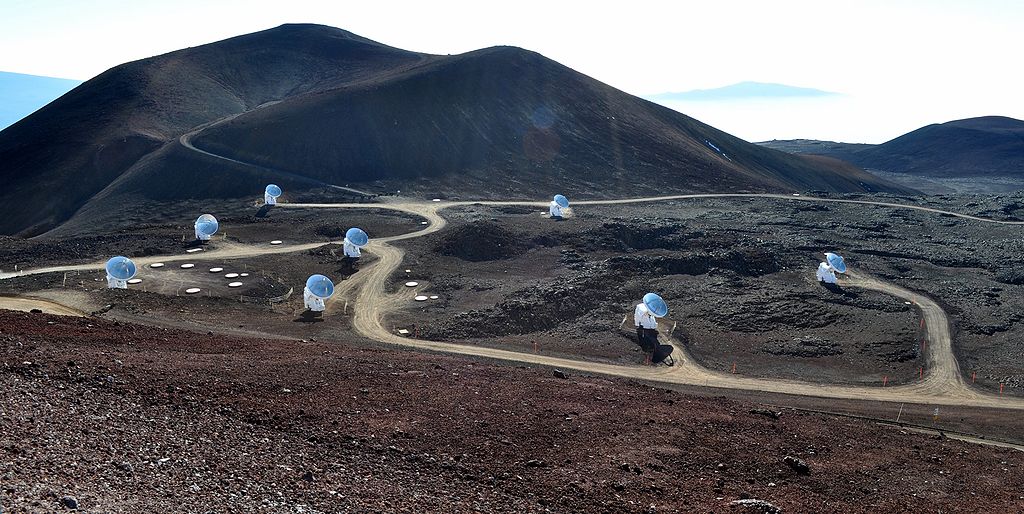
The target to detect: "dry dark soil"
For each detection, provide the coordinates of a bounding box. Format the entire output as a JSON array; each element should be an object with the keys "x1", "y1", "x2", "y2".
[{"x1": 3, "y1": 310, "x2": 1024, "y2": 513}]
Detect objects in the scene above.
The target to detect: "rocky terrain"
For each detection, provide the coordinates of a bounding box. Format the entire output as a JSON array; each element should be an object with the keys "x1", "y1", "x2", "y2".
[
  {"x1": 390, "y1": 194, "x2": 1024, "y2": 392},
  {"x1": 3, "y1": 310, "x2": 1024, "y2": 513}
]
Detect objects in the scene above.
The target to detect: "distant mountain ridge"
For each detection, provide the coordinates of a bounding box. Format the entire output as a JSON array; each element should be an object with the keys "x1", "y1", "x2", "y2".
[
  {"x1": 0, "y1": 71, "x2": 82, "y2": 130},
  {"x1": 648, "y1": 81, "x2": 838, "y2": 102},
  {"x1": 759, "y1": 116, "x2": 1024, "y2": 179},
  {"x1": 0, "y1": 24, "x2": 909, "y2": 237}
]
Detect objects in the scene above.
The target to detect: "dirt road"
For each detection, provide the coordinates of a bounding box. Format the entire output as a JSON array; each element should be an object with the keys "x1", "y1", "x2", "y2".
[
  {"x1": 0, "y1": 296, "x2": 86, "y2": 316},
  {"x1": 3, "y1": 194, "x2": 1022, "y2": 411}
]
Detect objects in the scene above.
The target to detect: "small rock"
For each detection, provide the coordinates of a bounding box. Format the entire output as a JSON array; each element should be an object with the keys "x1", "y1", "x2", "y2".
[
  {"x1": 619, "y1": 462, "x2": 631, "y2": 471},
  {"x1": 553, "y1": 369, "x2": 569, "y2": 379},
  {"x1": 750, "y1": 408, "x2": 782, "y2": 420},
  {"x1": 29, "y1": 308, "x2": 42, "y2": 313},
  {"x1": 301, "y1": 470, "x2": 314, "y2": 482},
  {"x1": 525, "y1": 459, "x2": 547, "y2": 468},
  {"x1": 61, "y1": 496, "x2": 79, "y2": 510},
  {"x1": 783, "y1": 455, "x2": 810, "y2": 474}
]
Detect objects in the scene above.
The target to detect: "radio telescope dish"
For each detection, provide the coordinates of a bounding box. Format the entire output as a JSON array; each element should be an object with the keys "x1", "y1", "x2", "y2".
[
  {"x1": 344, "y1": 228, "x2": 369, "y2": 258},
  {"x1": 303, "y1": 274, "x2": 334, "y2": 313},
  {"x1": 194, "y1": 214, "x2": 219, "y2": 241},
  {"x1": 553, "y1": 194, "x2": 569, "y2": 208},
  {"x1": 825, "y1": 252, "x2": 847, "y2": 273},
  {"x1": 105, "y1": 256, "x2": 137, "y2": 288},
  {"x1": 264, "y1": 184, "x2": 282, "y2": 205},
  {"x1": 345, "y1": 228, "x2": 369, "y2": 247},
  {"x1": 105, "y1": 256, "x2": 137, "y2": 281},
  {"x1": 305, "y1": 274, "x2": 335, "y2": 299},
  {"x1": 642, "y1": 292, "x2": 668, "y2": 318}
]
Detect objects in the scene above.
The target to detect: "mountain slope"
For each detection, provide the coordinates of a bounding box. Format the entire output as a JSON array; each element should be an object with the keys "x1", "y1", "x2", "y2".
[
  {"x1": 760, "y1": 116, "x2": 1024, "y2": 178},
  {"x1": 185, "y1": 46, "x2": 900, "y2": 200},
  {"x1": 0, "y1": 24, "x2": 425, "y2": 236},
  {"x1": 0, "y1": 71, "x2": 82, "y2": 130},
  {"x1": 853, "y1": 116, "x2": 1024, "y2": 177},
  {"x1": 0, "y1": 24, "x2": 908, "y2": 237}
]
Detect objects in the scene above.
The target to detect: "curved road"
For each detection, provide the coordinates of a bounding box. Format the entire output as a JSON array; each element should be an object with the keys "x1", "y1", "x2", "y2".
[{"x1": 2, "y1": 195, "x2": 1022, "y2": 412}]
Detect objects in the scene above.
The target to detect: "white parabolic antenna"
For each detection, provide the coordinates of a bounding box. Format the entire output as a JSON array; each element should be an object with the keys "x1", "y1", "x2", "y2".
[
  {"x1": 553, "y1": 194, "x2": 569, "y2": 208},
  {"x1": 306, "y1": 274, "x2": 335, "y2": 299},
  {"x1": 105, "y1": 256, "x2": 137, "y2": 281},
  {"x1": 105, "y1": 256, "x2": 137, "y2": 289},
  {"x1": 195, "y1": 214, "x2": 219, "y2": 240},
  {"x1": 642, "y1": 292, "x2": 668, "y2": 318},
  {"x1": 343, "y1": 227, "x2": 369, "y2": 258},
  {"x1": 825, "y1": 252, "x2": 847, "y2": 273},
  {"x1": 304, "y1": 274, "x2": 334, "y2": 313},
  {"x1": 346, "y1": 227, "x2": 369, "y2": 247},
  {"x1": 264, "y1": 184, "x2": 282, "y2": 205}
]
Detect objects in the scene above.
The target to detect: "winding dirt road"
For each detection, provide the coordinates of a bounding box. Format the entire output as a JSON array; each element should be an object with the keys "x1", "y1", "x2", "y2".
[{"x1": 3, "y1": 194, "x2": 1022, "y2": 411}]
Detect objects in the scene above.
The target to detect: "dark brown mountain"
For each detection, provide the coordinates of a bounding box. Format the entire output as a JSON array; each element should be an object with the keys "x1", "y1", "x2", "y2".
[
  {"x1": 0, "y1": 24, "x2": 424, "y2": 236},
  {"x1": 760, "y1": 116, "x2": 1024, "y2": 178},
  {"x1": 0, "y1": 24, "x2": 909, "y2": 237}
]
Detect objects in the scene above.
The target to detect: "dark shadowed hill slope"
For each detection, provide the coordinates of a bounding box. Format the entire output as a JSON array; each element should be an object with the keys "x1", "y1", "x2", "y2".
[
  {"x1": 187, "y1": 45, "x2": 903, "y2": 200},
  {"x1": 760, "y1": 116, "x2": 1024, "y2": 178},
  {"x1": 1, "y1": 25, "x2": 908, "y2": 237},
  {"x1": 0, "y1": 24, "x2": 425, "y2": 236},
  {"x1": 854, "y1": 116, "x2": 1024, "y2": 177}
]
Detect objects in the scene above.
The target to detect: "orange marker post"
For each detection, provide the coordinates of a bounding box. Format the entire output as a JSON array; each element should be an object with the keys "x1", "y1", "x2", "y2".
[
  {"x1": 731, "y1": 362, "x2": 737, "y2": 374},
  {"x1": 972, "y1": 371, "x2": 977, "y2": 383},
  {"x1": 533, "y1": 340, "x2": 538, "y2": 354},
  {"x1": 919, "y1": 367, "x2": 924, "y2": 380},
  {"x1": 883, "y1": 375, "x2": 888, "y2": 387},
  {"x1": 1000, "y1": 383, "x2": 1005, "y2": 395}
]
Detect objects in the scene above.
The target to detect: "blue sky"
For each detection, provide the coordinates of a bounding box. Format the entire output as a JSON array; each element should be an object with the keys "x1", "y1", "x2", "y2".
[{"x1": 1, "y1": 0, "x2": 1021, "y2": 142}]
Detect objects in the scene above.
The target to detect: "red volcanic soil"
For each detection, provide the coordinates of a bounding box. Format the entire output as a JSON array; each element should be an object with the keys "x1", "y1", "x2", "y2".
[{"x1": 2, "y1": 310, "x2": 1022, "y2": 512}]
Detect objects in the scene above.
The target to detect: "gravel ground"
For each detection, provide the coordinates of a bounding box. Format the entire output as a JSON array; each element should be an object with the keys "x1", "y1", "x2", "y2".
[{"x1": 2, "y1": 310, "x2": 1024, "y2": 512}]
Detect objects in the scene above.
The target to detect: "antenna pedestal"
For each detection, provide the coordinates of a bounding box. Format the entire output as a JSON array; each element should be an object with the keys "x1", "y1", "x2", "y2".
[
  {"x1": 303, "y1": 286, "x2": 326, "y2": 312},
  {"x1": 106, "y1": 275, "x2": 128, "y2": 289}
]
